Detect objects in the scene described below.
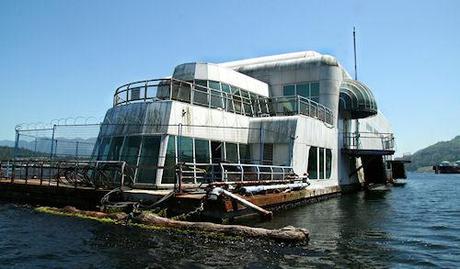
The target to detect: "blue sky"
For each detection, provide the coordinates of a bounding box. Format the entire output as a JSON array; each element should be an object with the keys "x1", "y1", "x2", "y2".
[{"x1": 0, "y1": 0, "x2": 459, "y2": 155}]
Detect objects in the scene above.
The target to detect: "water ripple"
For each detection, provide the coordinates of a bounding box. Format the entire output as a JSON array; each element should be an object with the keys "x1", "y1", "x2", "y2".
[{"x1": 0, "y1": 173, "x2": 459, "y2": 268}]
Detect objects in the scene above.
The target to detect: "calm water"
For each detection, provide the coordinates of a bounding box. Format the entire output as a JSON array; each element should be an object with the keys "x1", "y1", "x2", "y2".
[{"x1": 1, "y1": 173, "x2": 459, "y2": 268}]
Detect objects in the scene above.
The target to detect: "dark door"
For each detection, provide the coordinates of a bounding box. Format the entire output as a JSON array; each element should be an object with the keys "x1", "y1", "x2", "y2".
[{"x1": 211, "y1": 141, "x2": 223, "y2": 180}]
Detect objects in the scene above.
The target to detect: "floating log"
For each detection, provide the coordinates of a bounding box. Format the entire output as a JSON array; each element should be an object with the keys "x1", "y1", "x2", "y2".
[{"x1": 36, "y1": 206, "x2": 309, "y2": 242}]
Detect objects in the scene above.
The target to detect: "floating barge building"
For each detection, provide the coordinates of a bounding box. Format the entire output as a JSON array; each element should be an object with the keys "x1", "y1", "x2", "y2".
[{"x1": 1, "y1": 51, "x2": 406, "y2": 219}]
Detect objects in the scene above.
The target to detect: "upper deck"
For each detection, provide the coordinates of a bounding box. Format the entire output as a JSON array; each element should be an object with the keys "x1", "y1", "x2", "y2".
[{"x1": 113, "y1": 78, "x2": 333, "y2": 125}]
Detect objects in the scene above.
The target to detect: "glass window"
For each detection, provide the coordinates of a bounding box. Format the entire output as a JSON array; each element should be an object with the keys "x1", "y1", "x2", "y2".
[
  {"x1": 211, "y1": 141, "x2": 223, "y2": 163},
  {"x1": 174, "y1": 81, "x2": 191, "y2": 102},
  {"x1": 208, "y1": 81, "x2": 220, "y2": 90},
  {"x1": 308, "y1": 146, "x2": 318, "y2": 179},
  {"x1": 240, "y1": 90, "x2": 252, "y2": 116},
  {"x1": 157, "y1": 80, "x2": 171, "y2": 99},
  {"x1": 137, "y1": 136, "x2": 161, "y2": 184},
  {"x1": 240, "y1": 90, "x2": 250, "y2": 99},
  {"x1": 296, "y1": 84, "x2": 309, "y2": 97},
  {"x1": 239, "y1": 144, "x2": 251, "y2": 164},
  {"x1": 326, "y1": 149, "x2": 332, "y2": 179},
  {"x1": 231, "y1": 86, "x2": 242, "y2": 113},
  {"x1": 243, "y1": 103, "x2": 253, "y2": 116},
  {"x1": 310, "y1": 82, "x2": 320, "y2": 97},
  {"x1": 283, "y1": 85, "x2": 295, "y2": 96},
  {"x1": 225, "y1": 143, "x2": 238, "y2": 163},
  {"x1": 221, "y1": 83, "x2": 231, "y2": 93},
  {"x1": 97, "y1": 137, "x2": 111, "y2": 160},
  {"x1": 210, "y1": 89, "x2": 224, "y2": 109},
  {"x1": 263, "y1": 144, "x2": 273, "y2": 165},
  {"x1": 223, "y1": 92, "x2": 233, "y2": 112},
  {"x1": 178, "y1": 136, "x2": 193, "y2": 163},
  {"x1": 107, "y1": 137, "x2": 124, "y2": 161},
  {"x1": 195, "y1": 80, "x2": 207, "y2": 88},
  {"x1": 319, "y1": 148, "x2": 325, "y2": 179},
  {"x1": 162, "y1": 136, "x2": 176, "y2": 184},
  {"x1": 195, "y1": 139, "x2": 210, "y2": 163},
  {"x1": 193, "y1": 80, "x2": 208, "y2": 106},
  {"x1": 208, "y1": 81, "x2": 223, "y2": 108},
  {"x1": 120, "y1": 136, "x2": 141, "y2": 165}
]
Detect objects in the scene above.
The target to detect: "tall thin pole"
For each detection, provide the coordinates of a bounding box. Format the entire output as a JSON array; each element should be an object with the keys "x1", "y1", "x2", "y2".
[
  {"x1": 353, "y1": 27, "x2": 358, "y2": 80},
  {"x1": 13, "y1": 129, "x2": 19, "y2": 160},
  {"x1": 50, "y1": 124, "x2": 56, "y2": 160},
  {"x1": 353, "y1": 27, "x2": 360, "y2": 143}
]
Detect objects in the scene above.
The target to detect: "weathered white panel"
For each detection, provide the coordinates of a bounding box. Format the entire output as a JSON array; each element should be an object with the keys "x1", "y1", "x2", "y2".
[{"x1": 173, "y1": 63, "x2": 269, "y2": 97}]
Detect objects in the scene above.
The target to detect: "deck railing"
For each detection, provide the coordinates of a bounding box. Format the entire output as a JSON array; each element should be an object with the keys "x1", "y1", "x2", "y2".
[
  {"x1": 179, "y1": 162, "x2": 295, "y2": 184},
  {"x1": 113, "y1": 78, "x2": 333, "y2": 125},
  {"x1": 343, "y1": 132, "x2": 395, "y2": 151},
  {"x1": 1, "y1": 159, "x2": 297, "y2": 190},
  {"x1": 0, "y1": 160, "x2": 134, "y2": 189}
]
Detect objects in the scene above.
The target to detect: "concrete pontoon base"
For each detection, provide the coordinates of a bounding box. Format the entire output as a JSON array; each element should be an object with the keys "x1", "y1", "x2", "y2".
[{"x1": 0, "y1": 179, "x2": 362, "y2": 220}]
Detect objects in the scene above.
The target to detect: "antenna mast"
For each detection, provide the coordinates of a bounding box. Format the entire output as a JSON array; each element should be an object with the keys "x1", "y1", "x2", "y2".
[{"x1": 353, "y1": 27, "x2": 358, "y2": 80}]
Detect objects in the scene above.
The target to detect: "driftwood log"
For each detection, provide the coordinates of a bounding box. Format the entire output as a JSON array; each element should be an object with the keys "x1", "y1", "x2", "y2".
[{"x1": 38, "y1": 206, "x2": 309, "y2": 242}]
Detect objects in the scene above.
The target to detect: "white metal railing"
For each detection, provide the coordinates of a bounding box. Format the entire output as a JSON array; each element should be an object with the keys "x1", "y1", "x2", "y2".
[
  {"x1": 179, "y1": 162, "x2": 294, "y2": 184},
  {"x1": 113, "y1": 78, "x2": 334, "y2": 125},
  {"x1": 343, "y1": 132, "x2": 394, "y2": 151},
  {"x1": 0, "y1": 159, "x2": 133, "y2": 189},
  {"x1": 220, "y1": 163, "x2": 294, "y2": 182}
]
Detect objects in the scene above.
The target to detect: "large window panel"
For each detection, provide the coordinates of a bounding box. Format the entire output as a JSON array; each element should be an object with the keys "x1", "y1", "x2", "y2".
[
  {"x1": 162, "y1": 136, "x2": 176, "y2": 184},
  {"x1": 221, "y1": 83, "x2": 231, "y2": 93},
  {"x1": 263, "y1": 143, "x2": 273, "y2": 165},
  {"x1": 137, "y1": 136, "x2": 161, "y2": 184},
  {"x1": 231, "y1": 86, "x2": 242, "y2": 114},
  {"x1": 178, "y1": 136, "x2": 193, "y2": 163},
  {"x1": 156, "y1": 81, "x2": 171, "y2": 99},
  {"x1": 296, "y1": 84, "x2": 309, "y2": 97},
  {"x1": 211, "y1": 141, "x2": 223, "y2": 163},
  {"x1": 107, "y1": 137, "x2": 124, "y2": 161},
  {"x1": 174, "y1": 82, "x2": 191, "y2": 102},
  {"x1": 310, "y1": 82, "x2": 320, "y2": 102},
  {"x1": 326, "y1": 149, "x2": 332, "y2": 179},
  {"x1": 210, "y1": 89, "x2": 224, "y2": 109},
  {"x1": 208, "y1": 81, "x2": 223, "y2": 109},
  {"x1": 308, "y1": 146, "x2": 318, "y2": 179},
  {"x1": 193, "y1": 80, "x2": 209, "y2": 106},
  {"x1": 120, "y1": 136, "x2": 141, "y2": 165},
  {"x1": 97, "y1": 137, "x2": 111, "y2": 160},
  {"x1": 283, "y1": 85, "x2": 295, "y2": 96},
  {"x1": 195, "y1": 139, "x2": 210, "y2": 163},
  {"x1": 208, "y1": 81, "x2": 221, "y2": 90},
  {"x1": 225, "y1": 142, "x2": 238, "y2": 163},
  {"x1": 239, "y1": 144, "x2": 251, "y2": 164}
]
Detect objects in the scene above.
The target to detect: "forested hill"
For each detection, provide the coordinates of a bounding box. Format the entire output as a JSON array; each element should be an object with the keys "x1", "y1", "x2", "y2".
[
  {"x1": 406, "y1": 135, "x2": 460, "y2": 171},
  {"x1": 0, "y1": 146, "x2": 40, "y2": 160}
]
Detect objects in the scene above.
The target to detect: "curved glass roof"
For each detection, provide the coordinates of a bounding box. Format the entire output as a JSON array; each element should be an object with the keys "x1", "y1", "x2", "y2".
[{"x1": 339, "y1": 79, "x2": 378, "y2": 119}]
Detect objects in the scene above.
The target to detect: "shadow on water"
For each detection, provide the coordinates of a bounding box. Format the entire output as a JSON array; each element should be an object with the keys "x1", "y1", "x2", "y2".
[
  {"x1": 363, "y1": 188, "x2": 391, "y2": 201},
  {"x1": 1, "y1": 173, "x2": 459, "y2": 268}
]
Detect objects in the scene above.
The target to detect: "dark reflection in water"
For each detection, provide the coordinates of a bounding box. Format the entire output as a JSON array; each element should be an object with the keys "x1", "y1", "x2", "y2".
[{"x1": 0, "y1": 173, "x2": 459, "y2": 268}]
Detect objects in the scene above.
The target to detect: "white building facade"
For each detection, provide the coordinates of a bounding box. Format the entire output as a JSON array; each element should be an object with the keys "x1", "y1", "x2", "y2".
[{"x1": 93, "y1": 51, "x2": 395, "y2": 190}]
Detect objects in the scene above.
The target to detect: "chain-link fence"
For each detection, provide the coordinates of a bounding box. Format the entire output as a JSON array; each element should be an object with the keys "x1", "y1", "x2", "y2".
[
  {"x1": 3, "y1": 122, "x2": 298, "y2": 188},
  {"x1": 14, "y1": 124, "x2": 101, "y2": 160}
]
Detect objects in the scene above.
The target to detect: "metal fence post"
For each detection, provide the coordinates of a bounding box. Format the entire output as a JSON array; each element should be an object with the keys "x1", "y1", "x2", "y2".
[
  {"x1": 50, "y1": 124, "x2": 56, "y2": 159},
  {"x1": 177, "y1": 123, "x2": 183, "y2": 193},
  {"x1": 11, "y1": 129, "x2": 20, "y2": 181},
  {"x1": 75, "y1": 141, "x2": 79, "y2": 159},
  {"x1": 54, "y1": 140, "x2": 58, "y2": 158},
  {"x1": 13, "y1": 129, "x2": 19, "y2": 160}
]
